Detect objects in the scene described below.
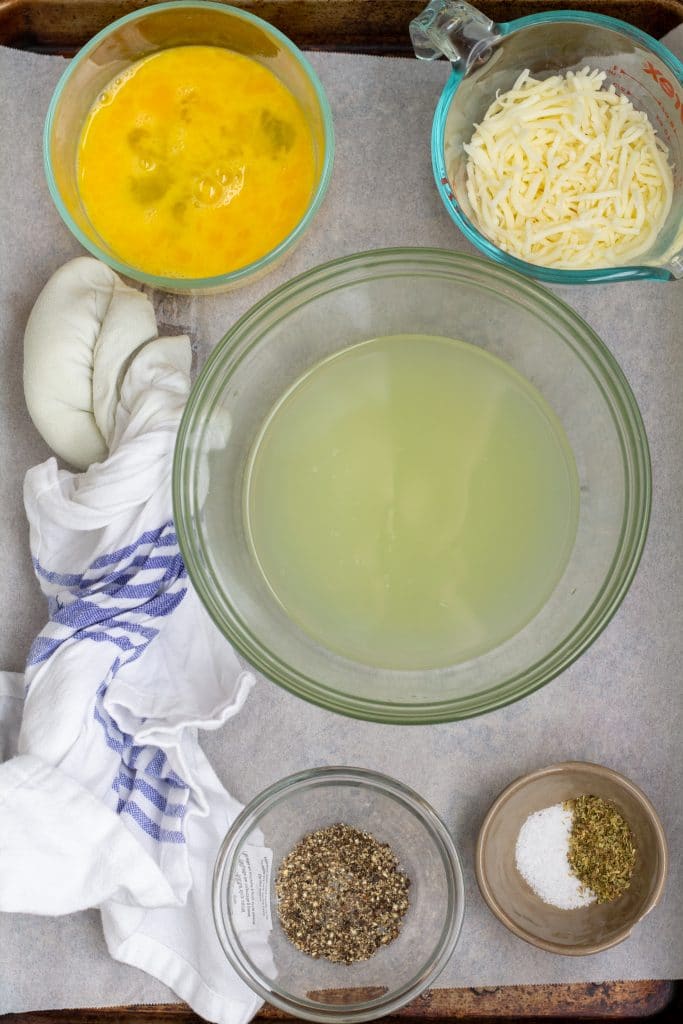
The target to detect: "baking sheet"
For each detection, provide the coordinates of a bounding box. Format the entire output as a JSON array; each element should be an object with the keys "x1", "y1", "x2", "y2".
[{"x1": 0, "y1": 34, "x2": 682, "y2": 1013}]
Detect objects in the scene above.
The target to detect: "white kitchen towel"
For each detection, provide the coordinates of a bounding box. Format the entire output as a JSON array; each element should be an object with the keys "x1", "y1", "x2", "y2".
[{"x1": 0, "y1": 260, "x2": 263, "y2": 1024}]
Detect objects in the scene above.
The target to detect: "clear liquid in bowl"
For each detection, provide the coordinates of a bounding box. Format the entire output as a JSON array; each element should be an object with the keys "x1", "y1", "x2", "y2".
[{"x1": 244, "y1": 333, "x2": 579, "y2": 670}]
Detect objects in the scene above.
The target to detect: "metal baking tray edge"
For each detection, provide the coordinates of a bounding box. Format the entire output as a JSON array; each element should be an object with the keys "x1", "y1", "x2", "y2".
[{"x1": 0, "y1": 1, "x2": 680, "y2": 1021}]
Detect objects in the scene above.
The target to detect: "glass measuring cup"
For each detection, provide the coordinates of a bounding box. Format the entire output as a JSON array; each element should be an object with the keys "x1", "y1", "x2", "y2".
[{"x1": 410, "y1": 0, "x2": 683, "y2": 283}]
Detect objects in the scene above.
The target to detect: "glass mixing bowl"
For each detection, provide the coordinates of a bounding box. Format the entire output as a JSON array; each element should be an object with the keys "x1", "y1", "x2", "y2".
[
  {"x1": 212, "y1": 767, "x2": 465, "y2": 1022},
  {"x1": 43, "y1": 1, "x2": 334, "y2": 293},
  {"x1": 410, "y1": 0, "x2": 683, "y2": 283},
  {"x1": 173, "y1": 247, "x2": 651, "y2": 724}
]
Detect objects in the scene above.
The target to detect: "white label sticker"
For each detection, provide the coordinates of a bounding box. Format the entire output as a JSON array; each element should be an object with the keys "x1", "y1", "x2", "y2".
[{"x1": 231, "y1": 845, "x2": 273, "y2": 932}]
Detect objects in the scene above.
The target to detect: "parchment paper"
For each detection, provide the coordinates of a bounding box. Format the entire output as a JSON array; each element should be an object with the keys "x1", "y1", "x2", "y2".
[{"x1": 1, "y1": 33, "x2": 682, "y2": 1014}]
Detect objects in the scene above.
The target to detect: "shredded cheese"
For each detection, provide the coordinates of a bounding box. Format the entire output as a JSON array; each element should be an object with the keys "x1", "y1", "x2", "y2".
[{"x1": 462, "y1": 67, "x2": 673, "y2": 269}]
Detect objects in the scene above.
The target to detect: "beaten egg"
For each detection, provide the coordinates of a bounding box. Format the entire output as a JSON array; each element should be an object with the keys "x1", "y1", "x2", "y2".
[{"x1": 77, "y1": 46, "x2": 317, "y2": 279}]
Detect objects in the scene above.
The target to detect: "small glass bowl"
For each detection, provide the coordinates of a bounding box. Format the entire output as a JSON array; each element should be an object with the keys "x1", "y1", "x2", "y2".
[
  {"x1": 213, "y1": 767, "x2": 465, "y2": 1023},
  {"x1": 43, "y1": 1, "x2": 334, "y2": 293}
]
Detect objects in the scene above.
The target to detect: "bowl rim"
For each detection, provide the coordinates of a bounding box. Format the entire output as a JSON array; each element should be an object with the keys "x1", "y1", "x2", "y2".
[
  {"x1": 430, "y1": 9, "x2": 683, "y2": 285},
  {"x1": 173, "y1": 246, "x2": 652, "y2": 725},
  {"x1": 474, "y1": 760, "x2": 669, "y2": 956},
  {"x1": 212, "y1": 765, "x2": 466, "y2": 1022},
  {"x1": 42, "y1": 0, "x2": 335, "y2": 292}
]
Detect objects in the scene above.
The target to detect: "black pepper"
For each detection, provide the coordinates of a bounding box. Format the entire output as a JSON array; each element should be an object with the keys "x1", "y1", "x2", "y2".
[{"x1": 275, "y1": 823, "x2": 410, "y2": 963}]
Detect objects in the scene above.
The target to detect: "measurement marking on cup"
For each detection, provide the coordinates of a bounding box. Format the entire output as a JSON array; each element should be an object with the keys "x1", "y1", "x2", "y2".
[
  {"x1": 643, "y1": 60, "x2": 683, "y2": 124},
  {"x1": 440, "y1": 175, "x2": 456, "y2": 202},
  {"x1": 608, "y1": 64, "x2": 676, "y2": 144}
]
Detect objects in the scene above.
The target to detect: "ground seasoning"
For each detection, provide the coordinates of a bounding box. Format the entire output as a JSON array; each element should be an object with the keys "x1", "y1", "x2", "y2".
[
  {"x1": 274, "y1": 823, "x2": 410, "y2": 963},
  {"x1": 565, "y1": 795, "x2": 636, "y2": 903}
]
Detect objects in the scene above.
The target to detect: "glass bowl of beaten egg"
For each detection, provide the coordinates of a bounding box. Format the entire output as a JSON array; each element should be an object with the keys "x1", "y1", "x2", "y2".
[
  {"x1": 44, "y1": 1, "x2": 333, "y2": 292},
  {"x1": 173, "y1": 247, "x2": 651, "y2": 724},
  {"x1": 213, "y1": 767, "x2": 465, "y2": 1022},
  {"x1": 411, "y1": 0, "x2": 683, "y2": 283}
]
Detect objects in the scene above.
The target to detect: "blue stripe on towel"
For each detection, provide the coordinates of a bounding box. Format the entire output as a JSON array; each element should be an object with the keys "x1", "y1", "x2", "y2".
[
  {"x1": 28, "y1": 522, "x2": 191, "y2": 844},
  {"x1": 89, "y1": 526, "x2": 171, "y2": 570},
  {"x1": 82, "y1": 630, "x2": 137, "y2": 653},
  {"x1": 32, "y1": 562, "x2": 83, "y2": 587},
  {"x1": 105, "y1": 619, "x2": 159, "y2": 641},
  {"x1": 113, "y1": 771, "x2": 187, "y2": 817},
  {"x1": 146, "y1": 749, "x2": 167, "y2": 777},
  {"x1": 33, "y1": 524, "x2": 177, "y2": 588},
  {"x1": 48, "y1": 586, "x2": 186, "y2": 633},
  {"x1": 144, "y1": 752, "x2": 188, "y2": 789},
  {"x1": 119, "y1": 799, "x2": 185, "y2": 843},
  {"x1": 27, "y1": 634, "x2": 63, "y2": 665}
]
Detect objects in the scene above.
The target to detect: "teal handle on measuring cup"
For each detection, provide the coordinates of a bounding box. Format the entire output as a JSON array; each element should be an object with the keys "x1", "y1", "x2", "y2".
[{"x1": 411, "y1": 0, "x2": 683, "y2": 284}]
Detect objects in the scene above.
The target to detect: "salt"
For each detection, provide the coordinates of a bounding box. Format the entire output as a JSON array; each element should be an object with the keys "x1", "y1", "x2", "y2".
[{"x1": 515, "y1": 803, "x2": 596, "y2": 910}]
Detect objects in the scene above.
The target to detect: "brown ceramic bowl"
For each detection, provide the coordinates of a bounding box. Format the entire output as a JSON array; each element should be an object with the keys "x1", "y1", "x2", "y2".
[{"x1": 475, "y1": 762, "x2": 668, "y2": 955}]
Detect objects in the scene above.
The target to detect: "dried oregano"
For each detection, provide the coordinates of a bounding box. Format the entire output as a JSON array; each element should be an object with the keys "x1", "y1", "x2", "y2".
[
  {"x1": 564, "y1": 795, "x2": 636, "y2": 903},
  {"x1": 275, "y1": 823, "x2": 410, "y2": 963}
]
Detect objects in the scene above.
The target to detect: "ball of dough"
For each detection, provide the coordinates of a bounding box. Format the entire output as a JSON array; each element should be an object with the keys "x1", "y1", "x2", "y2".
[{"x1": 23, "y1": 258, "x2": 158, "y2": 469}]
